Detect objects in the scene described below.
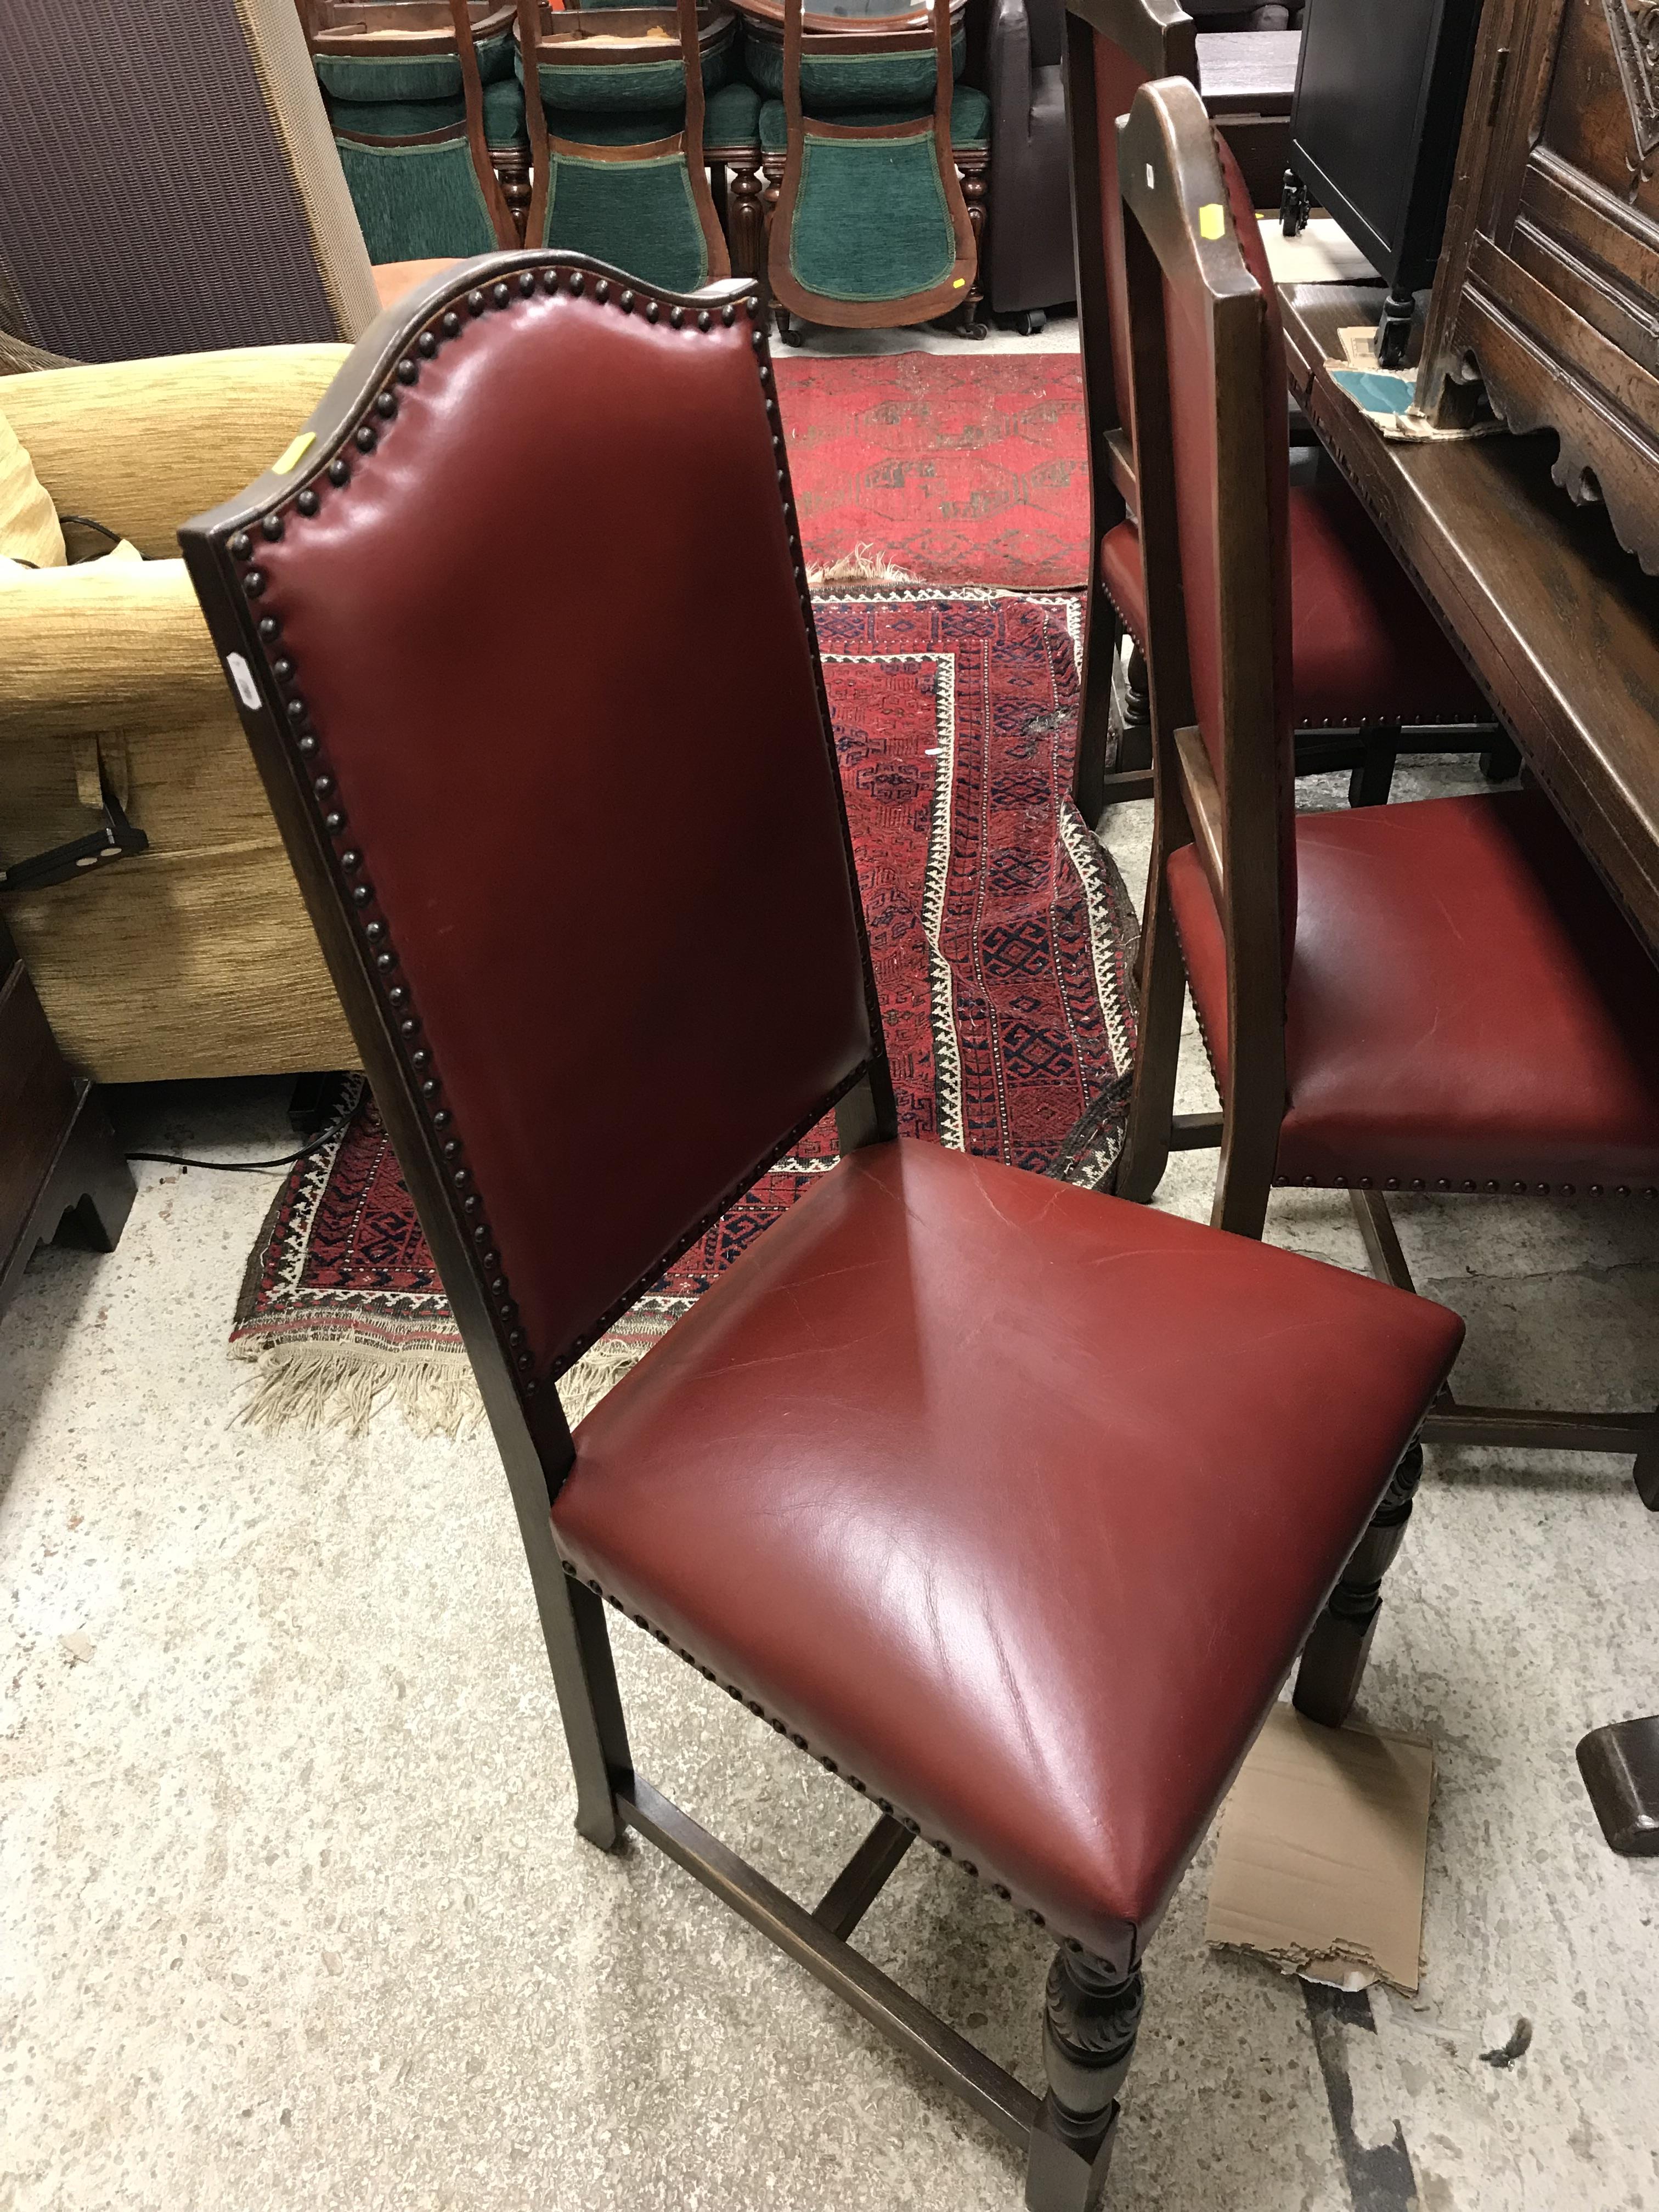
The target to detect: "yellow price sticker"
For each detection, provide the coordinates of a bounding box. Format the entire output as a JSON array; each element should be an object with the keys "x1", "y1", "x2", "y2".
[
  {"x1": 1198, "y1": 202, "x2": 1226, "y2": 240},
  {"x1": 272, "y1": 431, "x2": 316, "y2": 475}
]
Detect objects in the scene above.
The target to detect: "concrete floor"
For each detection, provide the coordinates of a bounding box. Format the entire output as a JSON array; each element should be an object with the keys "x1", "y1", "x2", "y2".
[{"x1": 4, "y1": 611, "x2": 1658, "y2": 2207}]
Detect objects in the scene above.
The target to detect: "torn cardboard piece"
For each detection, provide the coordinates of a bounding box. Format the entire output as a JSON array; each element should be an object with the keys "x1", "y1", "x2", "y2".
[{"x1": 1205, "y1": 1704, "x2": 1434, "y2": 1995}]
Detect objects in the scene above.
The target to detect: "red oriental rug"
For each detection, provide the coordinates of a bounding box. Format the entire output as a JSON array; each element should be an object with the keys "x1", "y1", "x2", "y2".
[
  {"x1": 232, "y1": 589, "x2": 1138, "y2": 1435},
  {"x1": 774, "y1": 354, "x2": 1090, "y2": 591}
]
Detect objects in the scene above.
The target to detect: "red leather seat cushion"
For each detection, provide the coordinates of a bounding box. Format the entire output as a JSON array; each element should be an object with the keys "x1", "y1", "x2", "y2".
[
  {"x1": 1169, "y1": 788, "x2": 1659, "y2": 1190},
  {"x1": 552, "y1": 1139, "x2": 1462, "y2": 1956},
  {"x1": 1099, "y1": 476, "x2": 1489, "y2": 728}
]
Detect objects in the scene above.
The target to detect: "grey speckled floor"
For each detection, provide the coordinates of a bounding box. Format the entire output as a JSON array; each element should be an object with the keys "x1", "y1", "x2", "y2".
[{"x1": 4, "y1": 753, "x2": 1658, "y2": 2212}]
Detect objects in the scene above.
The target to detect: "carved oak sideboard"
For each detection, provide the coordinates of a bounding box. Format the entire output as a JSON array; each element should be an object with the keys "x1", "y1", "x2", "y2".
[{"x1": 1418, "y1": 0, "x2": 1659, "y2": 573}]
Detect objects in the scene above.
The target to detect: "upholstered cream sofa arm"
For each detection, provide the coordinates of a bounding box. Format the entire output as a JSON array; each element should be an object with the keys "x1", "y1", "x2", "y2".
[
  {"x1": 1, "y1": 343, "x2": 351, "y2": 558},
  {"x1": 0, "y1": 560, "x2": 227, "y2": 740}
]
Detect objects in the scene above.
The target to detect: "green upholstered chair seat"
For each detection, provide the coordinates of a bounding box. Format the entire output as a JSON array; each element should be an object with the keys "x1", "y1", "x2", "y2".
[
  {"x1": 744, "y1": 23, "x2": 965, "y2": 107},
  {"x1": 315, "y1": 26, "x2": 515, "y2": 103},
  {"x1": 334, "y1": 127, "x2": 502, "y2": 260},
  {"x1": 704, "y1": 74, "x2": 761, "y2": 146},
  {"x1": 758, "y1": 83, "x2": 988, "y2": 151},
  {"x1": 329, "y1": 76, "x2": 528, "y2": 146},
  {"x1": 540, "y1": 143, "x2": 712, "y2": 290},
  {"x1": 518, "y1": 29, "x2": 733, "y2": 116}
]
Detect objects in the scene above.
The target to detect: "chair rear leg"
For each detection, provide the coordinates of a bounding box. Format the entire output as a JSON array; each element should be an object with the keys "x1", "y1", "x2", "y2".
[
  {"x1": 1293, "y1": 1438, "x2": 1424, "y2": 1728},
  {"x1": 1114, "y1": 867, "x2": 1183, "y2": 1203},
  {"x1": 1075, "y1": 606, "x2": 1121, "y2": 825},
  {"x1": 546, "y1": 1561, "x2": 634, "y2": 1850},
  {"x1": 1635, "y1": 1423, "x2": 1659, "y2": 1510},
  {"x1": 1480, "y1": 732, "x2": 1522, "y2": 781},
  {"x1": 1347, "y1": 729, "x2": 1398, "y2": 807},
  {"x1": 1025, "y1": 1947, "x2": 1144, "y2": 2212}
]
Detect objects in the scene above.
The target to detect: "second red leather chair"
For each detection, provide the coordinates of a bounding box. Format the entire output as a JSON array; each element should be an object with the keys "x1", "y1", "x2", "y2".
[
  {"x1": 1063, "y1": 0, "x2": 1504, "y2": 816},
  {"x1": 1113, "y1": 76, "x2": 1659, "y2": 1521}
]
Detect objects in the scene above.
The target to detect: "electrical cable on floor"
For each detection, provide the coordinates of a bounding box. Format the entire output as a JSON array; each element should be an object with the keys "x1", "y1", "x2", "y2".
[{"x1": 126, "y1": 1110, "x2": 354, "y2": 1175}]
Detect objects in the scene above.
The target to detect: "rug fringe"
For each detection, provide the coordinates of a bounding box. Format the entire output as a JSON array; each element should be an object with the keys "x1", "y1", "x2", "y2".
[
  {"x1": 557, "y1": 1335, "x2": 648, "y2": 1426},
  {"x1": 807, "y1": 544, "x2": 922, "y2": 588},
  {"x1": 234, "y1": 1332, "x2": 648, "y2": 1440},
  {"x1": 236, "y1": 1343, "x2": 483, "y2": 1441}
]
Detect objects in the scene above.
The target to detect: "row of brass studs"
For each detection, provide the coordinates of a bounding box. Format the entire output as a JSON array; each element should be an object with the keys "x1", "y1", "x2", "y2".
[{"x1": 558, "y1": 1557, "x2": 1089, "y2": 1947}]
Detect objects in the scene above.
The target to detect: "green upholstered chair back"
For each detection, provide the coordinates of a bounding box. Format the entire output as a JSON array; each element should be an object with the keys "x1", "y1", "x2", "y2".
[
  {"x1": 766, "y1": 0, "x2": 976, "y2": 325},
  {"x1": 743, "y1": 16, "x2": 965, "y2": 106},
  {"x1": 517, "y1": 0, "x2": 733, "y2": 289},
  {"x1": 303, "y1": 0, "x2": 518, "y2": 258}
]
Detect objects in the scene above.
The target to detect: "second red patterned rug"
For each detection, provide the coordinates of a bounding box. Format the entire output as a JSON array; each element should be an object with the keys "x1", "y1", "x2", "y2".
[
  {"x1": 232, "y1": 589, "x2": 1137, "y2": 1434},
  {"x1": 774, "y1": 353, "x2": 1090, "y2": 589}
]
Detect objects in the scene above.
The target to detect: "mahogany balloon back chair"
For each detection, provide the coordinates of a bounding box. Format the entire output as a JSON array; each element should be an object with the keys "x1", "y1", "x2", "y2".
[
  {"x1": 765, "y1": 0, "x2": 979, "y2": 339},
  {"x1": 1062, "y1": 0, "x2": 1506, "y2": 820},
  {"x1": 300, "y1": 0, "x2": 523, "y2": 263},
  {"x1": 1115, "y1": 78, "x2": 1659, "y2": 1537},
  {"x1": 180, "y1": 248, "x2": 1465, "y2": 2207}
]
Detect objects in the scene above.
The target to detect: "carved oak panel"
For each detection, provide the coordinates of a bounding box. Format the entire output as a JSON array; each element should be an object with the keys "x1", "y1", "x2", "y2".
[{"x1": 1421, "y1": 0, "x2": 1659, "y2": 572}]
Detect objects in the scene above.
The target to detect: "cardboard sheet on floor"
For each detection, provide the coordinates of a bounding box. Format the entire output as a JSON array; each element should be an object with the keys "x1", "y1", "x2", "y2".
[{"x1": 1205, "y1": 1705, "x2": 1434, "y2": 1995}]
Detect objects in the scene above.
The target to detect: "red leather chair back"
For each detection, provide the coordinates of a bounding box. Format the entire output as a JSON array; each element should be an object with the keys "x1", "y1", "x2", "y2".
[
  {"x1": 1073, "y1": 0, "x2": 1199, "y2": 442},
  {"x1": 1119, "y1": 80, "x2": 1295, "y2": 973},
  {"x1": 182, "y1": 260, "x2": 880, "y2": 1403}
]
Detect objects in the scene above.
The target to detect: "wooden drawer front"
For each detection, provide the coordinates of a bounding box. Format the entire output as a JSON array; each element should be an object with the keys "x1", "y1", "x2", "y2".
[{"x1": 1450, "y1": 0, "x2": 1659, "y2": 572}]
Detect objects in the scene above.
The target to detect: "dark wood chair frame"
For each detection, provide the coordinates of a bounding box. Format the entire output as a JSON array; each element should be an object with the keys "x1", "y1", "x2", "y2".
[
  {"x1": 766, "y1": 0, "x2": 980, "y2": 337},
  {"x1": 1060, "y1": 0, "x2": 1513, "y2": 824},
  {"x1": 176, "y1": 248, "x2": 1239, "y2": 2211},
  {"x1": 1110, "y1": 81, "x2": 1659, "y2": 1513},
  {"x1": 515, "y1": 0, "x2": 733, "y2": 281},
  {"x1": 301, "y1": 0, "x2": 522, "y2": 249}
]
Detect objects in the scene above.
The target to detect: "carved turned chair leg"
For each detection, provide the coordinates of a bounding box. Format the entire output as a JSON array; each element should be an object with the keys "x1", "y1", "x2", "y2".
[
  {"x1": 1293, "y1": 1439, "x2": 1424, "y2": 1728},
  {"x1": 1025, "y1": 1947, "x2": 1144, "y2": 2212},
  {"x1": 726, "y1": 160, "x2": 765, "y2": 278},
  {"x1": 958, "y1": 153, "x2": 989, "y2": 337}
]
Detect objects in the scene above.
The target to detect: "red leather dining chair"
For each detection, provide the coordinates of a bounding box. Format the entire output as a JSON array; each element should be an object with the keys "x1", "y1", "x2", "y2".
[
  {"x1": 1113, "y1": 77, "x2": 1659, "y2": 1546},
  {"x1": 180, "y1": 253, "x2": 1463, "y2": 2208},
  {"x1": 1062, "y1": 0, "x2": 1509, "y2": 822}
]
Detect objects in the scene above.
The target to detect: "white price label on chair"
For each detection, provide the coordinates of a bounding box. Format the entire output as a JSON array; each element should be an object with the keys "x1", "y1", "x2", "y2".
[{"x1": 225, "y1": 653, "x2": 262, "y2": 711}]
